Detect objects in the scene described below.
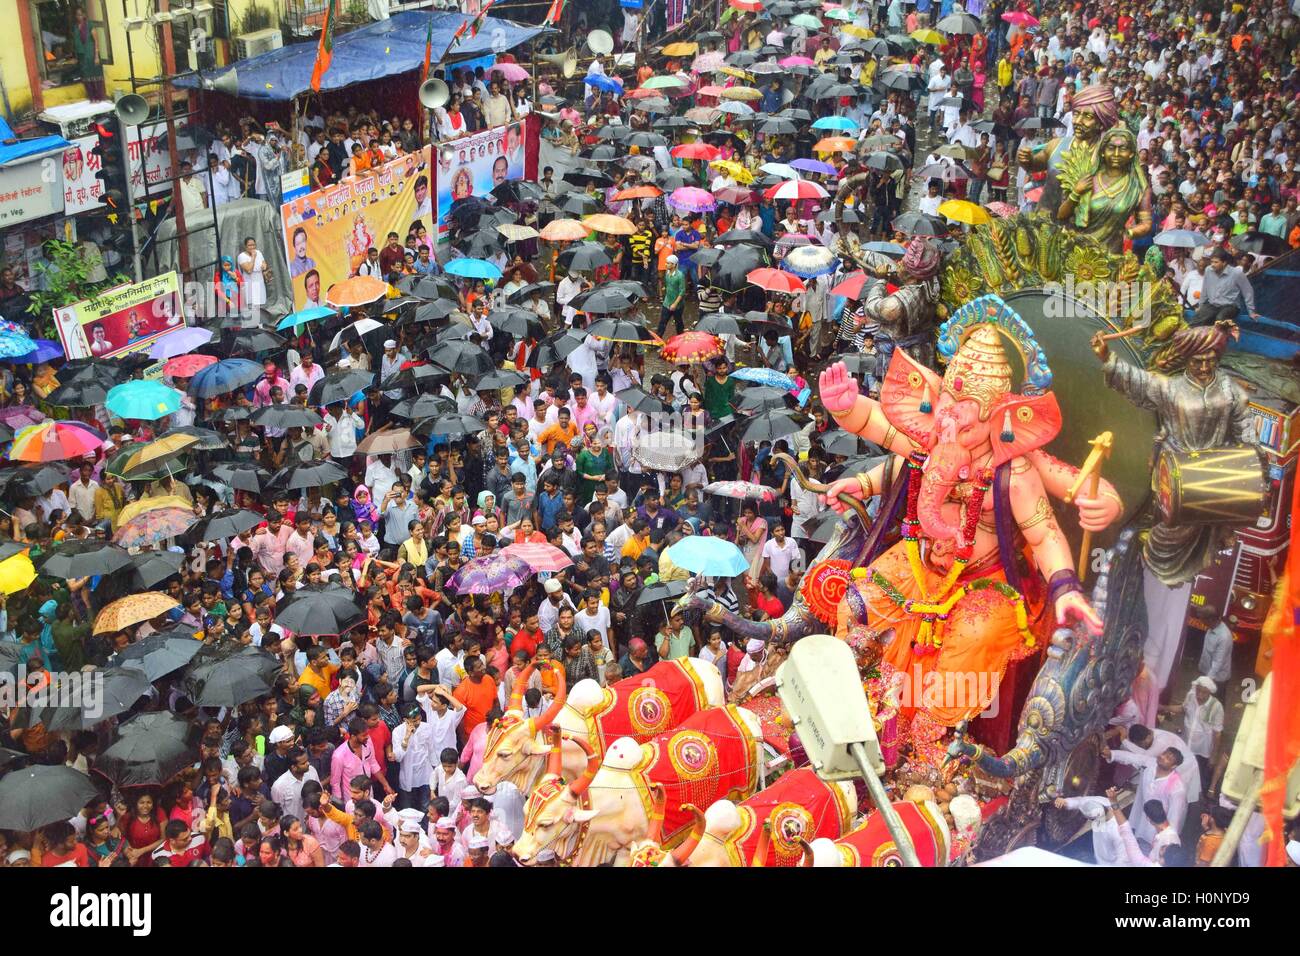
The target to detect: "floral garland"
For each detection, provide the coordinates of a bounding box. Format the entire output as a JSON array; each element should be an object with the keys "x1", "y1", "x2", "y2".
[{"x1": 872, "y1": 452, "x2": 1034, "y2": 654}]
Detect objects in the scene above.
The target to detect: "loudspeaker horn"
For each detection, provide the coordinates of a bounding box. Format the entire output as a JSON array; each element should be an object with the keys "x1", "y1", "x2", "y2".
[
  {"x1": 419, "y1": 77, "x2": 450, "y2": 110},
  {"x1": 114, "y1": 93, "x2": 150, "y2": 126},
  {"x1": 587, "y1": 30, "x2": 613, "y2": 55},
  {"x1": 201, "y1": 68, "x2": 240, "y2": 97},
  {"x1": 538, "y1": 48, "x2": 578, "y2": 78}
]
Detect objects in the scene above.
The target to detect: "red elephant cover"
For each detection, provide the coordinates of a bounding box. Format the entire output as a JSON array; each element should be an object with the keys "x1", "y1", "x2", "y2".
[
  {"x1": 834, "y1": 800, "x2": 951, "y2": 867},
  {"x1": 630, "y1": 706, "x2": 760, "y2": 843},
  {"x1": 585, "y1": 659, "x2": 713, "y2": 751},
  {"x1": 714, "y1": 767, "x2": 854, "y2": 867}
]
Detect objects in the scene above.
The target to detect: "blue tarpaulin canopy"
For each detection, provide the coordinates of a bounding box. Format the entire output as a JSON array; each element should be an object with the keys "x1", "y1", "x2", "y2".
[
  {"x1": 0, "y1": 117, "x2": 69, "y2": 167},
  {"x1": 176, "y1": 12, "x2": 551, "y2": 102}
]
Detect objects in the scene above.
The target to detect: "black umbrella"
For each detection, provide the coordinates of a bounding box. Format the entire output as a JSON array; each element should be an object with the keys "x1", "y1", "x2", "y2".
[
  {"x1": 380, "y1": 362, "x2": 448, "y2": 392},
  {"x1": 0, "y1": 463, "x2": 69, "y2": 496},
  {"x1": 0, "y1": 540, "x2": 26, "y2": 561},
  {"x1": 271, "y1": 460, "x2": 350, "y2": 490},
  {"x1": 397, "y1": 274, "x2": 460, "y2": 300},
  {"x1": 617, "y1": 387, "x2": 670, "y2": 415},
  {"x1": 694, "y1": 248, "x2": 725, "y2": 268},
  {"x1": 446, "y1": 195, "x2": 500, "y2": 232},
  {"x1": 428, "y1": 339, "x2": 495, "y2": 376},
  {"x1": 188, "y1": 508, "x2": 264, "y2": 543},
  {"x1": 507, "y1": 281, "x2": 556, "y2": 305},
  {"x1": 866, "y1": 151, "x2": 905, "y2": 172},
  {"x1": 251, "y1": 403, "x2": 323, "y2": 429},
  {"x1": 530, "y1": 329, "x2": 587, "y2": 367},
  {"x1": 818, "y1": 430, "x2": 867, "y2": 456},
  {"x1": 559, "y1": 193, "x2": 606, "y2": 218},
  {"x1": 559, "y1": 244, "x2": 613, "y2": 272},
  {"x1": 636, "y1": 579, "x2": 688, "y2": 606},
  {"x1": 491, "y1": 179, "x2": 544, "y2": 204},
  {"x1": 208, "y1": 405, "x2": 251, "y2": 422},
  {"x1": 181, "y1": 643, "x2": 282, "y2": 707},
  {"x1": 96, "y1": 712, "x2": 196, "y2": 787},
  {"x1": 581, "y1": 144, "x2": 622, "y2": 164},
  {"x1": 693, "y1": 312, "x2": 747, "y2": 336},
  {"x1": 115, "y1": 628, "x2": 207, "y2": 681},
  {"x1": 226, "y1": 326, "x2": 286, "y2": 354},
  {"x1": 1014, "y1": 116, "x2": 1064, "y2": 132},
  {"x1": 569, "y1": 286, "x2": 642, "y2": 315},
  {"x1": 275, "y1": 584, "x2": 365, "y2": 637},
  {"x1": 170, "y1": 426, "x2": 227, "y2": 451},
  {"x1": 309, "y1": 368, "x2": 376, "y2": 406},
  {"x1": 597, "y1": 124, "x2": 633, "y2": 143},
  {"x1": 740, "y1": 410, "x2": 806, "y2": 443},
  {"x1": 587, "y1": 318, "x2": 660, "y2": 343},
  {"x1": 914, "y1": 162, "x2": 969, "y2": 182},
  {"x1": 1232, "y1": 231, "x2": 1289, "y2": 257},
  {"x1": 411, "y1": 299, "x2": 462, "y2": 324},
  {"x1": 562, "y1": 167, "x2": 614, "y2": 189},
  {"x1": 828, "y1": 351, "x2": 878, "y2": 377},
  {"x1": 892, "y1": 212, "x2": 948, "y2": 237},
  {"x1": 655, "y1": 166, "x2": 696, "y2": 189},
  {"x1": 474, "y1": 368, "x2": 530, "y2": 390},
  {"x1": 817, "y1": 204, "x2": 862, "y2": 224},
  {"x1": 46, "y1": 379, "x2": 111, "y2": 407},
  {"x1": 876, "y1": 70, "x2": 924, "y2": 92},
  {"x1": 777, "y1": 107, "x2": 813, "y2": 123},
  {"x1": 127, "y1": 549, "x2": 185, "y2": 589},
  {"x1": 455, "y1": 229, "x2": 504, "y2": 259},
  {"x1": 25, "y1": 666, "x2": 154, "y2": 731},
  {"x1": 626, "y1": 131, "x2": 668, "y2": 150},
  {"x1": 413, "y1": 413, "x2": 488, "y2": 438},
  {"x1": 715, "y1": 229, "x2": 775, "y2": 247},
  {"x1": 726, "y1": 51, "x2": 758, "y2": 66},
  {"x1": 713, "y1": 244, "x2": 773, "y2": 292},
  {"x1": 757, "y1": 117, "x2": 799, "y2": 135},
  {"x1": 737, "y1": 385, "x2": 791, "y2": 413},
  {"x1": 38, "y1": 540, "x2": 135, "y2": 578},
  {"x1": 390, "y1": 392, "x2": 457, "y2": 421},
  {"x1": 0, "y1": 765, "x2": 100, "y2": 831},
  {"x1": 486, "y1": 308, "x2": 545, "y2": 339},
  {"x1": 210, "y1": 461, "x2": 273, "y2": 494}
]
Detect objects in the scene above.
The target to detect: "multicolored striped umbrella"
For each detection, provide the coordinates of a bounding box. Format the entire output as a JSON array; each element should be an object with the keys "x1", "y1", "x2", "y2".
[
  {"x1": 447, "y1": 554, "x2": 534, "y2": 595},
  {"x1": 113, "y1": 506, "x2": 197, "y2": 548},
  {"x1": 9, "y1": 420, "x2": 105, "y2": 462}
]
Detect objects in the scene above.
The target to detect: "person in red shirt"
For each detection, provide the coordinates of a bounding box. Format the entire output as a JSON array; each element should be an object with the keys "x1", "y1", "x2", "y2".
[
  {"x1": 41, "y1": 822, "x2": 90, "y2": 867},
  {"x1": 361, "y1": 703, "x2": 395, "y2": 793},
  {"x1": 508, "y1": 610, "x2": 544, "y2": 659},
  {"x1": 751, "y1": 571, "x2": 784, "y2": 621},
  {"x1": 152, "y1": 821, "x2": 210, "y2": 866}
]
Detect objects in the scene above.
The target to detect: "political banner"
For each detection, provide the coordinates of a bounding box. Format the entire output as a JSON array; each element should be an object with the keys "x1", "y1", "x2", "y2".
[
  {"x1": 436, "y1": 120, "x2": 525, "y2": 238},
  {"x1": 62, "y1": 136, "x2": 106, "y2": 215},
  {"x1": 53, "y1": 273, "x2": 184, "y2": 361},
  {"x1": 126, "y1": 123, "x2": 175, "y2": 198},
  {"x1": 279, "y1": 146, "x2": 433, "y2": 311}
]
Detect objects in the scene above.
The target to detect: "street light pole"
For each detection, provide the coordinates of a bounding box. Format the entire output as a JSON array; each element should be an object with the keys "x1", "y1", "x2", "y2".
[{"x1": 157, "y1": 0, "x2": 191, "y2": 281}]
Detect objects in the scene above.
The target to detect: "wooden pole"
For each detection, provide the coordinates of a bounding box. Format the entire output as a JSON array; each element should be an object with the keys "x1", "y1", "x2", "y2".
[
  {"x1": 158, "y1": 0, "x2": 190, "y2": 281},
  {"x1": 1211, "y1": 770, "x2": 1261, "y2": 867},
  {"x1": 1064, "y1": 431, "x2": 1113, "y2": 585}
]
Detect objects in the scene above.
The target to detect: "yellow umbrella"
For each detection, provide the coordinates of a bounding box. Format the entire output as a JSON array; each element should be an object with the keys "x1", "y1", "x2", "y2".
[
  {"x1": 841, "y1": 24, "x2": 875, "y2": 39},
  {"x1": 910, "y1": 29, "x2": 945, "y2": 45},
  {"x1": 719, "y1": 66, "x2": 755, "y2": 81},
  {"x1": 0, "y1": 552, "x2": 35, "y2": 595},
  {"x1": 709, "y1": 159, "x2": 754, "y2": 183},
  {"x1": 582, "y1": 214, "x2": 638, "y2": 235},
  {"x1": 662, "y1": 41, "x2": 698, "y2": 56},
  {"x1": 720, "y1": 86, "x2": 763, "y2": 102},
  {"x1": 94, "y1": 592, "x2": 182, "y2": 635},
  {"x1": 497, "y1": 223, "x2": 541, "y2": 241},
  {"x1": 937, "y1": 199, "x2": 992, "y2": 225},
  {"x1": 117, "y1": 432, "x2": 199, "y2": 478},
  {"x1": 113, "y1": 494, "x2": 193, "y2": 532}
]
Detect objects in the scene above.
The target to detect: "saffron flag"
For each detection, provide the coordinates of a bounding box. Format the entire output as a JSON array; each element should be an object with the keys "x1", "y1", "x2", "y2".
[
  {"x1": 1261, "y1": 471, "x2": 1300, "y2": 865},
  {"x1": 421, "y1": 12, "x2": 435, "y2": 82},
  {"x1": 544, "y1": 0, "x2": 566, "y2": 24},
  {"x1": 310, "y1": 0, "x2": 337, "y2": 93}
]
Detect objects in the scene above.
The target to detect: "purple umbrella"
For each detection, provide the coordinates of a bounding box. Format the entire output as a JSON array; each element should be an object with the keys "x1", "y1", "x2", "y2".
[
  {"x1": 446, "y1": 554, "x2": 534, "y2": 595},
  {"x1": 0, "y1": 405, "x2": 45, "y2": 429},
  {"x1": 790, "y1": 158, "x2": 837, "y2": 175},
  {"x1": 148, "y1": 327, "x2": 214, "y2": 360},
  {"x1": 668, "y1": 186, "x2": 717, "y2": 213}
]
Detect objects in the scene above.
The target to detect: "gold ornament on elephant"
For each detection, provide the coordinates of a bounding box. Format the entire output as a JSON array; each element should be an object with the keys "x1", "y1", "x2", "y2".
[{"x1": 941, "y1": 325, "x2": 1013, "y2": 421}]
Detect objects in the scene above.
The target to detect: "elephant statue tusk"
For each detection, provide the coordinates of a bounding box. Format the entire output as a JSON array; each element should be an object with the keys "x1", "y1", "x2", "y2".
[{"x1": 772, "y1": 452, "x2": 873, "y2": 526}]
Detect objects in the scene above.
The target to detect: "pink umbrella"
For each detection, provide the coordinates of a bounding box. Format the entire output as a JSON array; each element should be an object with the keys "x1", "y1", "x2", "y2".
[
  {"x1": 692, "y1": 51, "x2": 726, "y2": 74},
  {"x1": 489, "y1": 62, "x2": 531, "y2": 82},
  {"x1": 703, "y1": 480, "x2": 778, "y2": 502},
  {"x1": 985, "y1": 201, "x2": 1018, "y2": 218},
  {"x1": 779, "y1": 56, "x2": 816, "y2": 67},
  {"x1": 0, "y1": 405, "x2": 45, "y2": 429},
  {"x1": 502, "y1": 542, "x2": 574, "y2": 573},
  {"x1": 747, "y1": 267, "x2": 805, "y2": 295},
  {"x1": 1001, "y1": 11, "x2": 1039, "y2": 26},
  {"x1": 668, "y1": 186, "x2": 717, "y2": 212}
]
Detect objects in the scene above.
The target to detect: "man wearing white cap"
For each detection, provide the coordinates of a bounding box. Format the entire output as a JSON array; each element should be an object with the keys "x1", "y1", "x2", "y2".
[
  {"x1": 1162, "y1": 676, "x2": 1225, "y2": 790},
  {"x1": 432, "y1": 817, "x2": 466, "y2": 866},
  {"x1": 537, "y1": 577, "x2": 576, "y2": 635},
  {"x1": 380, "y1": 338, "x2": 409, "y2": 403},
  {"x1": 1053, "y1": 792, "x2": 1128, "y2": 866}
]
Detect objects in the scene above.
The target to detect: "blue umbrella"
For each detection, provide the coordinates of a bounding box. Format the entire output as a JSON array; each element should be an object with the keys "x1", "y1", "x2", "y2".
[
  {"x1": 864, "y1": 241, "x2": 906, "y2": 256},
  {"x1": 584, "y1": 75, "x2": 623, "y2": 94},
  {"x1": 11, "y1": 338, "x2": 63, "y2": 364},
  {"x1": 187, "y1": 358, "x2": 264, "y2": 398},
  {"x1": 275, "y1": 305, "x2": 336, "y2": 331},
  {"x1": 664, "y1": 537, "x2": 749, "y2": 577},
  {"x1": 730, "y1": 366, "x2": 797, "y2": 390},
  {"x1": 790, "y1": 157, "x2": 838, "y2": 175},
  {"x1": 106, "y1": 380, "x2": 183, "y2": 421},
  {"x1": 811, "y1": 116, "x2": 858, "y2": 131},
  {"x1": 444, "y1": 257, "x2": 504, "y2": 281},
  {"x1": 0, "y1": 325, "x2": 38, "y2": 360}
]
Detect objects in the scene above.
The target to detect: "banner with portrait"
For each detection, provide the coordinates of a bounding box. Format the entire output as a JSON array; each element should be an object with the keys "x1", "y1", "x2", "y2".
[
  {"x1": 53, "y1": 273, "x2": 184, "y2": 361},
  {"x1": 436, "y1": 121, "x2": 526, "y2": 238},
  {"x1": 278, "y1": 146, "x2": 433, "y2": 311}
]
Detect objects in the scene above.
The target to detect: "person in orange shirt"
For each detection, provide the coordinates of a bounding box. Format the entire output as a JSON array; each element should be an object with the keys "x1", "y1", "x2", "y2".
[
  {"x1": 537, "y1": 407, "x2": 578, "y2": 456},
  {"x1": 533, "y1": 644, "x2": 564, "y2": 697},
  {"x1": 654, "y1": 229, "x2": 677, "y2": 289},
  {"x1": 349, "y1": 143, "x2": 371, "y2": 178},
  {"x1": 452, "y1": 654, "x2": 497, "y2": 736}
]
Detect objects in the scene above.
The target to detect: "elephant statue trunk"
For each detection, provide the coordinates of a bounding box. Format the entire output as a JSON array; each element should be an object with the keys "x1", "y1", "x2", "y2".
[
  {"x1": 917, "y1": 435, "x2": 972, "y2": 543},
  {"x1": 675, "y1": 584, "x2": 822, "y2": 646}
]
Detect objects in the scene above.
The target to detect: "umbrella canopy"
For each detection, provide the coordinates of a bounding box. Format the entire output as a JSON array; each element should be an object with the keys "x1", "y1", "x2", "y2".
[
  {"x1": 497, "y1": 223, "x2": 541, "y2": 242},
  {"x1": 10, "y1": 420, "x2": 104, "y2": 463},
  {"x1": 583, "y1": 214, "x2": 637, "y2": 236},
  {"x1": 226, "y1": 326, "x2": 287, "y2": 354},
  {"x1": 0, "y1": 552, "x2": 35, "y2": 595},
  {"x1": 37, "y1": 540, "x2": 135, "y2": 578},
  {"x1": 0, "y1": 765, "x2": 100, "y2": 831},
  {"x1": 985, "y1": 201, "x2": 1019, "y2": 219},
  {"x1": 444, "y1": 257, "x2": 504, "y2": 281},
  {"x1": 0, "y1": 404, "x2": 45, "y2": 429},
  {"x1": 181, "y1": 644, "x2": 282, "y2": 707},
  {"x1": 811, "y1": 115, "x2": 858, "y2": 132},
  {"x1": 126, "y1": 549, "x2": 186, "y2": 589},
  {"x1": 539, "y1": 218, "x2": 592, "y2": 242},
  {"x1": 569, "y1": 286, "x2": 642, "y2": 315},
  {"x1": 116, "y1": 628, "x2": 204, "y2": 681},
  {"x1": 501, "y1": 542, "x2": 574, "y2": 572},
  {"x1": 813, "y1": 136, "x2": 857, "y2": 153},
  {"x1": 188, "y1": 358, "x2": 264, "y2": 398},
  {"x1": 670, "y1": 142, "x2": 722, "y2": 162},
  {"x1": 741, "y1": 410, "x2": 805, "y2": 442},
  {"x1": 271, "y1": 460, "x2": 350, "y2": 490},
  {"x1": 558, "y1": 244, "x2": 612, "y2": 272},
  {"x1": 390, "y1": 392, "x2": 457, "y2": 421},
  {"x1": 96, "y1": 712, "x2": 196, "y2": 786},
  {"x1": 148, "y1": 326, "x2": 213, "y2": 359},
  {"x1": 210, "y1": 461, "x2": 273, "y2": 494},
  {"x1": 188, "y1": 508, "x2": 264, "y2": 543},
  {"x1": 765, "y1": 179, "x2": 830, "y2": 202},
  {"x1": 355, "y1": 426, "x2": 421, "y2": 455},
  {"x1": 617, "y1": 387, "x2": 671, "y2": 415},
  {"x1": 309, "y1": 368, "x2": 375, "y2": 406},
  {"x1": 937, "y1": 12, "x2": 981, "y2": 34},
  {"x1": 668, "y1": 187, "x2": 717, "y2": 213},
  {"x1": 661, "y1": 331, "x2": 725, "y2": 364},
  {"x1": 413, "y1": 413, "x2": 488, "y2": 438},
  {"x1": 665, "y1": 537, "x2": 749, "y2": 577},
  {"x1": 735, "y1": 385, "x2": 791, "y2": 413},
  {"x1": 161, "y1": 353, "x2": 218, "y2": 378},
  {"x1": 0, "y1": 323, "x2": 37, "y2": 360},
  {"x1": 730, "y1": 366, "x2": 798, "y2": 389},
  {"x1": 1153, "y1": 229, "x2": 1211, "y2": 248},
  {"x1": 937, "y1": 199, "x2": 991, "y2": 225},
  {"x1": 587, "y1": 318, "x2": 660, "y2": 344},
  {"x1": 113, "y1": 506, "x2": 196, "y2": 548},
  {"x1": 251, "y1": 403, "x2": 323, "y2": 430},
  {"x1": 611, "y1": 184, "x2": 664, "y2": 202},
  {"x1": 830, "y1": 271, "x2": 871, "y2": 299},
  {"x1": 1231, "y1": 231, "x2": 1289, "y2": 257},
  {"x1": 327, "y1": 318, "x2": 386, "y2": 353},
  {"x1": 274, "y1": 305, "x2": 336, "y2": 331},
  {"x1": 447, "y1": 553, "x2": 534, "y2": 595},
  {"x1": 326, "y1": 275, "x2": 389, "y2": 308},
  {"x1": 26, "y1": 666, "x2": 154, "y2": 730},
  {"x1": 747, "y1": 267, "x2": 805, "y2": 294},
  {"x1": 782, "y1": 245, "x2": 840, "y2": 278},
  {"x1": 46, "y1": 378, "x2": 111, "y2": 407},
  {"x1": 275, "y1": 584, "x2": 365, "y2": 637},
  {"x1": 116, "y1": 433, "x2": 200, "y2": 478},
  {"x1": 428, "y1": 339, "x2": 495, "y2": 376},
  {"x1": 704, "y1": 479, "x2": 779, "y2": 502},
  {"x1": 892, "y1": 212, "x2": 948, "y2": 237}
]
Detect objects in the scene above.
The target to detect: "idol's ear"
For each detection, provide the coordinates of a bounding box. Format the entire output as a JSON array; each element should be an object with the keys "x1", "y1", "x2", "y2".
[
  {"x1": 989, "y1": 393, "x2": 1063, "y2": 468},
  {"x1": 879, "y1": 348, "x2": 943, "y2": 448}
]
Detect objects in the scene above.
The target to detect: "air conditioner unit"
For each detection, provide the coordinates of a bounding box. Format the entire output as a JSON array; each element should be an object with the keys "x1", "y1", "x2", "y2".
[{"x1": 233, "y1": 28, "x2": 283, "y2": 60}]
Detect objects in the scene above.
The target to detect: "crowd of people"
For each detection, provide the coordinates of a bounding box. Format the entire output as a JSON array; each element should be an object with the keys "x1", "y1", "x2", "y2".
[{"x1": 1, "y1": 0, "x2": 1299, "y2": 870}]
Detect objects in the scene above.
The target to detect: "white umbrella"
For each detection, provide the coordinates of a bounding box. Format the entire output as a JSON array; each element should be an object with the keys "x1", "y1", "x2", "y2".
[
  {"x1": 759, "y1": 162, "x2": 800, "y2": 179},
  {"x1": 329, "y1": 318, "x2": 385, "y2": 353}
]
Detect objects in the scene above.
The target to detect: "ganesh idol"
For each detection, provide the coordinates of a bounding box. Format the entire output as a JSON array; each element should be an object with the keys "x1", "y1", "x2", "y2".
[{"x1": 816, "y1": 295, "x2": 1123, "y2": 731}]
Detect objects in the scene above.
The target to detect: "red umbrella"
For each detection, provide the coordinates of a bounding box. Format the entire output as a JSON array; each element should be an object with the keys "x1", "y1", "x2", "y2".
[
  {"x1": 713, "y1": 186, "x2": 761, "y2": 205},
  {"x1": 660, "y1": 331, "x2": 725, "y2": 364},
  {"x1": 747, "y1": 267, "x2": 805, "y2": 295},
  {"x1": 611, "y1": 184, "x2": 663, "y2": 201},
  {"x1": 764, "y1": 180, "x2": 830, "y2": 202},
  {"x1": 162, "y1": 354, "x2": 218, "y2": 378},
  {"x1": 502, "y1": 542, "x2": 574, "y2": 572},
  {"x1": 830, "y1": 271, "x2": 869, "y2": 298},
  {"x1": 670, "y1": 142, "x2": 722, "y2": 162}
]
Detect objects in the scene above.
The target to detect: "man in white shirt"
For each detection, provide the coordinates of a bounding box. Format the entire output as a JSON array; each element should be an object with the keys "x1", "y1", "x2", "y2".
[
  {"x1": 759, "y1": 524, "x2": 802, "y2": 581},
  {"x1": 574, "y1": 590, "x2": 613, "y2": 654},
  {"x1": 68, "y1": 462, "x2": 99, "y2": 523},
  {"x1": 365, "y1": 453, "x2": 399, "y2": 505},
  {"x1": 1055, "y1": 794, "x2": 1128, "y2": 866},
  {"x1": 270, "y1": 747, "x2": 320, "y2": 821},
  {"x1": 392, "y1": 701, "x2": 439, "y2": 810},
  {"x1": 918, "y1": 181, "x2": 944, "y2": 217},
  {"x1": 537, "y1": 579, "x2": 577, "y2": 634},
  {"x1": 1166, "y1": 676, "x2": 1224, "y2": 785},
  {"x1": 435, "y1": 635, "x2": 465, "y2": 690},
  {"x1": 417, "y1": 685, "x2": 465, "y2": 758},
  {"x1": 1104, "y1": 741, "x2": 1188, "y2": 848}
]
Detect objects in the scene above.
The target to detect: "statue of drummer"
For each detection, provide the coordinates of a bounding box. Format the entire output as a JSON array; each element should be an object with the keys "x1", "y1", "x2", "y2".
[
  {"x1": 856, "y1": 237, "x2": 943, "y2": 377},
  {"x1": 1091, "y1": 320, "x2": 1264, "y2": 693}
]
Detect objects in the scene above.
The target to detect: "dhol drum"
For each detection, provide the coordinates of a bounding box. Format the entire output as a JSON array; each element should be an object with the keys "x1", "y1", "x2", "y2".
[{"x1": 1154, "y1": 447, "x2": 1266, "y2": 525}]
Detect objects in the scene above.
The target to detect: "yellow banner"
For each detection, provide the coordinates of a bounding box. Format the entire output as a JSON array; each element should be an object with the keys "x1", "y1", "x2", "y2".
[
  {"x1": 279, "y1": 146, "x2": 433, "y2": 311},
  {"x1": 52, "y1": 272, "x2": 184, "y2": 361}
]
